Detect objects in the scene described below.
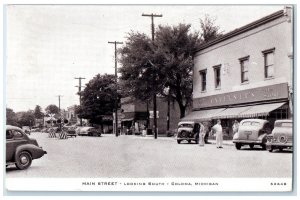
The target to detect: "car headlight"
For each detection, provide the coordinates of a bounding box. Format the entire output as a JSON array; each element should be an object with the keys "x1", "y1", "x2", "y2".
[
  {"x1": 266, "y1": 135, "x2": 273, "y2": 142},
  {"x1": 279, "y1": 135, "x2": 287, "y2": 144}
]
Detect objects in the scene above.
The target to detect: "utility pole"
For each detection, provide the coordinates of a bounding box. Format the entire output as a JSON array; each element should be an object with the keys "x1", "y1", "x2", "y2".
[
  {"x1": 75, "y1": 77, "x2": 85, "y2": 126},
  {"x1": 142, "y1": 13, "x2": 162, "y2": 139},
  {"x1": 108, "y1": 41, "x2": 123, "y2": 137},
  {"x1": 57, "y1": 95, "x2": 63, "y2": 128}
]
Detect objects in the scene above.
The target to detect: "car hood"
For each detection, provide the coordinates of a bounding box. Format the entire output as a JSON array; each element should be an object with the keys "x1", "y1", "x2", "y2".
[{"x1": 178, "y1": 127, "x2": 193, "y2": 132}]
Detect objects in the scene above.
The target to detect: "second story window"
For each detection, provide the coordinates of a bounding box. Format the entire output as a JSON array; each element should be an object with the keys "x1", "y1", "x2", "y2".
[
  {"x1": 213, "y1": 65, "x2": 221, "y2": 89},
  {"x1": 199, "y1": 69, "x2": 207, "y2": 92},
  {"x1": 239, "y1": 56, "x2": 249, "y2": 83},
  {"x1": 263, "y1": 48, "x2": 275, "y2": 78}
]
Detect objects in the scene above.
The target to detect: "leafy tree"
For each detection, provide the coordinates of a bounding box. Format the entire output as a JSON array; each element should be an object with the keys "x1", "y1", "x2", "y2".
[
  {"x1": 200, "y1": 14, "x2": 222, "y2": 42},
  {"x1": 16, "y1": 110, "x2": 35, "y2": 127},
  {"x1": 6, "y1": 108, "x2": 19, "y2": 126},
  {"x1": 45, "y1": 104, "x2": 60, "y2": 115},
  {"x1": 34, "y1": 105, "x2": 44, "y2": 119},
  {"x1": 77, "y1": 74, "x2": 119, "y2": 129},
  {"x1": 119, "y1": 24, "x2": 201, "y2": 118}
]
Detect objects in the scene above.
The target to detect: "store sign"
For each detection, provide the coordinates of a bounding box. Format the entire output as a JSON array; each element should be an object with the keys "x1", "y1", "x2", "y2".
[{"x1": 193, "y1": 83, "x2": 289, "y2": 109}]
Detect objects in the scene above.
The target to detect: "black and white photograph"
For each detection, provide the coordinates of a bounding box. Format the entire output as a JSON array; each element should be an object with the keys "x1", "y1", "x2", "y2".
[{"x1": 3, "y1": 2, "x2": 295, "y2": 193}]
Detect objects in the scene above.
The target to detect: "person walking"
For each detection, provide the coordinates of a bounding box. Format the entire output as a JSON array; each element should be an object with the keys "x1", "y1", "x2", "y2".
[
  {"x1": 211, "y1": 119, "x2": 223, "y2": 148},
  {"x1": 199, "y1": 122, "x2": 205, "y2": 147},
  {"x1": 232, "y1": 120, "x2": 240, "y2": 136}
]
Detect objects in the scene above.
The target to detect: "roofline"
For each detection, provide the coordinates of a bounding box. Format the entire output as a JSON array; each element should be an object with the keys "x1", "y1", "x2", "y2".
[{"x1": 194, "y1": 9, "x2": 285, "y2": 53}]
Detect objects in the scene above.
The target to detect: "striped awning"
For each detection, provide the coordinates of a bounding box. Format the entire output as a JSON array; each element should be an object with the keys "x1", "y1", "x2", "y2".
[
  {"x1": 212, "y1": 106, "x2": 252, "y2": 119},
  {"x1": 239, "y1": 102, "x2": 286, "y2": 118},
  {"x1": 181, "y1": 108, "x2": 225, "y2": 122}
]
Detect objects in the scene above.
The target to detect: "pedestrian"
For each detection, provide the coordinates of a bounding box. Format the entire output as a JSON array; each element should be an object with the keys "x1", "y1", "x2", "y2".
[
  {"x1": 232, "y1": 120, "x2": 240, "y2": 136},
  {"x1": 193, "y1": 123, "x2": 200, "y2": 144},
  {"x1": 199, "y1": 122, "x2": 205, "y2": 147},
  {"x1": 211, "y1": 119, "x2": 223, "y2": 148}
]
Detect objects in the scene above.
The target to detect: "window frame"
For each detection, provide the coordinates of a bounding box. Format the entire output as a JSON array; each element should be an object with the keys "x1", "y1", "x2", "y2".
[
  {"x1": 199, "y1": 69, "x2": 207, "y2": 92},
  {"x1": 262, "y1": 48, "x2": 275, "y2": 79},
  {"x1": 239, "y1": 56, "x2": 250, "y2": 83},
  {"x1": 213, "y1": 65, "x2": 221, "y2": 89}
]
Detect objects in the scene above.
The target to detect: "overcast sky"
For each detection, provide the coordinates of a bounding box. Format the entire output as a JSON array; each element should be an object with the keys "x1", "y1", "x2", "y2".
[{"x1": 6, "y1": 5, "x2": 284, "y2": 112}]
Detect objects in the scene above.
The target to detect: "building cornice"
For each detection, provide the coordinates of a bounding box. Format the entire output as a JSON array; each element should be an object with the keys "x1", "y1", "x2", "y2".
[{"x1": 194, "y1": 10, "x2": 284, "y2": 54}]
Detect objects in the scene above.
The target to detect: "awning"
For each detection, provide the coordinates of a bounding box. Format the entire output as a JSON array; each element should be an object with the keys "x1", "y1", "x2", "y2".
[
  {"x1": 181, "y1": 108, "x2": 225, "y2": 122},
  {"x1": 212, "y1": 106, "x2": 252, "y2": 119},
  {"x1": 121, "y1": 118, "x2": 134, "y2": 122},
  {"x1": 239, "y1": 102, "x2": 286, "y2": 118}
]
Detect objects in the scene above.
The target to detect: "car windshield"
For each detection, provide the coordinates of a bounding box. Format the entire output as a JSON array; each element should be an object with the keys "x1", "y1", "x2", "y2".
[
  {"x1": 242, "y1": 121, "x2": 261, "y2": 126},
  {"x1": 280, "y1": 122, "x2": 292, "y2": 127},
  {"x1": 178, "y1": 124, "x2": 193, "y2": 128}
]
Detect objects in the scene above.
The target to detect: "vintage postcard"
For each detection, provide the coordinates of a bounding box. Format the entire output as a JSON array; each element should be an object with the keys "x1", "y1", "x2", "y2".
[{"x1": 4, "y1": 4, "x2": 294, "y2": 193}]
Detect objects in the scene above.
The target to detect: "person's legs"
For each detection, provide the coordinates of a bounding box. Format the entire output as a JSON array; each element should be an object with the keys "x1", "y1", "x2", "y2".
[
  {"x1": 216, "y1": 133, "x2": 220, "y2": 147},
  {"x1": 220, "y1": 133, "x2": 223, "y2": 147}
]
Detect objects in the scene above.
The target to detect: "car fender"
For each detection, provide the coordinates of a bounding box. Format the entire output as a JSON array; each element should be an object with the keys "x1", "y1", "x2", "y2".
[
  {"x1": 15, "y1": 144, "x2": 46, "y2": 160},
  {"x1": 257, "y1": 134, "x2": 267, "y2": 143}
]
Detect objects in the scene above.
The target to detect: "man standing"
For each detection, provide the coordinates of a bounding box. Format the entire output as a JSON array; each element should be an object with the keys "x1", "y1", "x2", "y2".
[
  {"x1": 199, "y1": 122, "x2": 206, "y2": 147},
  {"x1": 211, "y1": 119, "x2": 223, "y2": 148},
  {"x1": 232, "y1": 120, "x2": 240, "y2": 136}
]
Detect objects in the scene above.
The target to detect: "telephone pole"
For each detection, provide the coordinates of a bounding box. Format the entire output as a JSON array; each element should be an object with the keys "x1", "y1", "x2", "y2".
[
  {"x1": 57, "y1": 95, "x2": 63, "y2": 112},
  {"x1": 75, "y1": 77, "x2": 85, "y2": 126},
  {"x1": 142, "y1": 13, "x2": 162, "y2": 139},
  {"x1": 108, "y1": 41, "x2": 123, "y2": 137}
]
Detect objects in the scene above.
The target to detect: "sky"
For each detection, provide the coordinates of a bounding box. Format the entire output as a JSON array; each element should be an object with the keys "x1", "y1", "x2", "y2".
[{"x1": 5, "y1": 4, "x2": 284, "y2": 112}]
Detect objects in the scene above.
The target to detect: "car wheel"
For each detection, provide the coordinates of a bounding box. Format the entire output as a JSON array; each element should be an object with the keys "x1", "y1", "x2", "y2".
[
  {"x1": 177, "y1": 140, "x2": 181, "y2": 144},
  {"x1": 15, "y1": 151, "x2": 32, "y2": 170},
  {"x1": 268, "y1": 147, "x2": 273, "y2": 152},
  {"x1": 278, "y1": 147, "x2": 283, "y2": 152},
  {"x1": 249, "y1": 144, "x2": 254, "y2": 149},
  {"x1": 261, "y1": 144, "x2": 266, "y2": 150},
  {"x1": 188, "y1": 140, "x2": 191, "y2": 144},
  {"x1": 235, "y1": 143, "x2": 242, "y2": 150}
]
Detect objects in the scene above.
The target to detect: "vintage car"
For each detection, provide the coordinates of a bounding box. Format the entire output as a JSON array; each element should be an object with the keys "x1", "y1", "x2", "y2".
[
  {"x1": 266, "y1": 119, "x2": 293, "y2": 152},
  {"x1": 63, "y1": 125, "x2": 77, "y2": 137},
  {"x1": 176, "y1": 121, "x2": 200, "y2": 144},
  {"x1": 233, "y1": 119, "x2": 272, "y2": 150},
  {"x1": 6, "y1": 125, "x2": 47, "y2": 170},
  {"x1": 78, "y1": 127, "x2": 102, "y2": 137}
]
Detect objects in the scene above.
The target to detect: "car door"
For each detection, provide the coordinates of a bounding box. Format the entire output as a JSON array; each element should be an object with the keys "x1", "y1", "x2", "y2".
[
  {"x1": 9, "y1": 130, "x2": 29, "y2": 160},
  {"x1": 6, "y1": 130, "x2": 15, "y2": 162}
]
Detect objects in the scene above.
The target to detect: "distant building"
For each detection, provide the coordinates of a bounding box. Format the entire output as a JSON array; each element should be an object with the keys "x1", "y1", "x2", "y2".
[
  {"x1": 183, "y1": 7, "x2": 293, "y2": 137},
  {"x1": 66, "y1": 105, "x2": 78, "y2": 124},
  {"x1": 120, "y1": 96, "x2": 181, "y2": 135}
]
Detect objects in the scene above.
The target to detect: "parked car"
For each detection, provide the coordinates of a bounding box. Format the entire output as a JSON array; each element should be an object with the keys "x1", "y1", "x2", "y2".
[
  {"x1": 176, "y1": 121, "x2": 199, "y2": 144},
  {"x1": 78, "y1": 127, "x2": 102, "y2": 137},
  {"x1": 266, "y1": 119, "x2": 293, "y2": 152},
  {"x1": 63, "y1": 125, "x2": 77, "y2": 137},
  {"x1": 233, "y1": 119, "x2": 272, "y2": 150},
  {"x1": 6, "y1": 125, "x2": 47, "y2": 170}
]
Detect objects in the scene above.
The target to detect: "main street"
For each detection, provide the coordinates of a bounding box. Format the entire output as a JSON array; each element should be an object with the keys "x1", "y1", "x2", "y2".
[{"x1": 6, "y1": 132, "x2": 292, "y2": 178}]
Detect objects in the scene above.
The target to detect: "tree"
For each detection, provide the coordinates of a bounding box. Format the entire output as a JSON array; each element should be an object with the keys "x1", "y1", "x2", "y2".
[
  {"x1": 6, "y1": 108, "x2": 19, "y2": 126},
  {"x1": 119, "y1": 24, "x2": 202, "y2": 118},
  {"x1": 45, "y1": 104, "x2": 59, "y2": 115},
  {"x1": 34, "y1": 105, "x2": 44, "y2": 119},
  {"x1": 16, "y1": 110, "x2": 35, "y2": 127},
  {"x1": 200, "y1": 14, "x2": 222, "y2": 42},
  {"x1": 76, "y1": 74, "x2": 119, "y2": 129}
]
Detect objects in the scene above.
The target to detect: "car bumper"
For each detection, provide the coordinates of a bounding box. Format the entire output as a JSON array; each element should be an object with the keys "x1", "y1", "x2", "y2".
[
  {"x1": 232, "y1": 140, "x2": 263, "y2": 144},
  {"x1": 266, "y1": 142, "x2": 292, "y2": 149}
]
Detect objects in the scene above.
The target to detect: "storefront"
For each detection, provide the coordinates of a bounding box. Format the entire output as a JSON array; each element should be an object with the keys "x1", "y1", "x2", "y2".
[{"x1": 182, "y1": 83, "x2": 291, "y2": 137}]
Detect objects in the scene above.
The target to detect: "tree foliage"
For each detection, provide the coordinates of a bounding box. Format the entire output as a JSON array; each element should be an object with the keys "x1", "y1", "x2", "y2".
[
  {"x1": 200, "y1": 14, "x2": 222, "y2": 42},
  {"x1": 119, "y1": 17, "x2": 221, "y2": 118},
  {"x1": 45, "y1": 104, "x2": 60, "y2": 115},
  {"x1": 76, "y1": 74, "x2": 119, "y2": 125},
  {"x1": 34, "y1": 105, "x2": 44, "y2": 119},
  {"x1": 6, "y1": 108, "x2": 19, "y2": 126},
  {"x1": 17, "y1": 110, "x2": 35, "y2": 127}
]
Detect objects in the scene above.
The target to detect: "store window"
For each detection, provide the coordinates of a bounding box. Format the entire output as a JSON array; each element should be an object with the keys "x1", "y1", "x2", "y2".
[
  {"x1": 239, "y1": 56, "x2": 249, "y2": 83},
  {"x1": 262, "y1": 48, "x2": 275, "y2": 78},
  {"x1": 199, "y1": 69, "x2": 207, "y2": 92},
  {"x1": 213, "y1": 65, "x2": 221, "y2": 89}
]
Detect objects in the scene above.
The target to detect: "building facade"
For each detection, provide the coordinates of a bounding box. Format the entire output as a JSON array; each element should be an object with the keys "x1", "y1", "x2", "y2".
[
  {"x1": 120, "y1": 96, "x2": 181, "y2": 135},
  {"x1": 183, "y1": 8, "x2": 293, "y2": 137}
]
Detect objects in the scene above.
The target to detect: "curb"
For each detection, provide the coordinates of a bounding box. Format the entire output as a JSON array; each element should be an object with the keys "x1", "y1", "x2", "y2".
[{"x1": 207, "y1": 140, "x2": 234, "y2": 146}]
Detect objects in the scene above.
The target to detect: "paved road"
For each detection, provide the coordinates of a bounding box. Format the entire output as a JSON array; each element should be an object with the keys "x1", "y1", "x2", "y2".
[{"x1": 6, "y1": 132, "x2": 292, "y2": 178}]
